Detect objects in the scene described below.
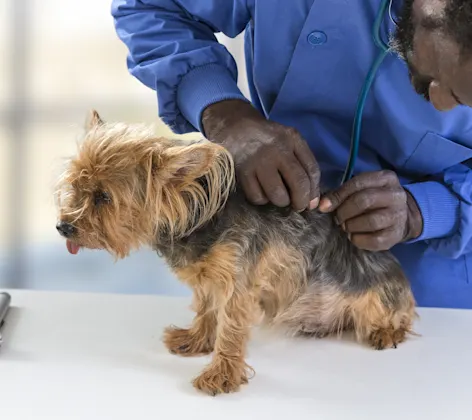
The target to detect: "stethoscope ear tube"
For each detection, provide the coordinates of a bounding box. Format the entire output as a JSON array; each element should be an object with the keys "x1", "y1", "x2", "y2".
[
  {"x1": 341, "y1": 48, "x2": 390, "y2": 185},
  {"x1": 340, "y1": 0, "x2": 393, "y2": 185}
]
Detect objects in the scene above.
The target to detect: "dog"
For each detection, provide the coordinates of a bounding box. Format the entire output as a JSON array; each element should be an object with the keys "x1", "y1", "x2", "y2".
[{"x1": 55, "y1": 110, "x2": 416, "y2": 396}]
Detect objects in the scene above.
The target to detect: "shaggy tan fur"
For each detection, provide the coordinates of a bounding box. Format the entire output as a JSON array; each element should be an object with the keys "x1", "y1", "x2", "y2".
[{"x1": 55, "y1": 110, "x2": 417, "y2": 396}]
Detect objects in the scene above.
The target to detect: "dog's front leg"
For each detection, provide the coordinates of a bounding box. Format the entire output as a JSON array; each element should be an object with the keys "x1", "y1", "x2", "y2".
[
  {"x1": 192, "y1": 286, "x2": 254, "y2": 396},
  {"x1": 164, "y1": 290, "x2": 217, "y2": 357},
  {"x1": 165, "y1": 242, "x2": 254, "y2": 395}
]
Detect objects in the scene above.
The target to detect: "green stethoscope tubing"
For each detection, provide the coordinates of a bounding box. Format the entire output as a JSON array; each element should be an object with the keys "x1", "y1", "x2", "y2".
[{"x1": 340, "y1": 0, "x2": 392, "y2": 185}]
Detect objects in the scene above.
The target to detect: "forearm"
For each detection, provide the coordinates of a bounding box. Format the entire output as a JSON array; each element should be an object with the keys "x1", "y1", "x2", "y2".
[{"x1": 201, "y1": 99, "x2": 262, "y2": 139}]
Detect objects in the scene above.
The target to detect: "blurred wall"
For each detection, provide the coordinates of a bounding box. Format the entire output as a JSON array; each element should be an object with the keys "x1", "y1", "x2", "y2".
[{"x1": 0, "y1": 0, "x2": 248, "y2": 295}]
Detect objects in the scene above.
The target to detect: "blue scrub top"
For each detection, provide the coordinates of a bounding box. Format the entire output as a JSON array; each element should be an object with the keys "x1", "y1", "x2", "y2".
[{"x1": 112, "y1": 0, "x2": 472, "y2": 309}]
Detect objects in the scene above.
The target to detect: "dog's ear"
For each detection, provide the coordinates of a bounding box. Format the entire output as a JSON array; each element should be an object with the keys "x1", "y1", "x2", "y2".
[
  {"x1": 85, "y1": 109, "x2": 104, "y2": 130},
  {"x1": 158, "y1": 144, "x2": 215, "y2": 182}
]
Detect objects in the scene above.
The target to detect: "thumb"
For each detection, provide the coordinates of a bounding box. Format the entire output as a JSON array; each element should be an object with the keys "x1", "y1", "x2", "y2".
[
  {"x1": 319, "y1": 172, "x2": 388, "y2": 212},
  {"x1": 318, "y1": 191, "x2": 341, "y2": 213}
]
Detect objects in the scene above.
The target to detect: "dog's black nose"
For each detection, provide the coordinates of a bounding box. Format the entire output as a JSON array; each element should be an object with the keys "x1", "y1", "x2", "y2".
[{"x1": 56, "y1": 221, "x2": 76, "y2": 238}]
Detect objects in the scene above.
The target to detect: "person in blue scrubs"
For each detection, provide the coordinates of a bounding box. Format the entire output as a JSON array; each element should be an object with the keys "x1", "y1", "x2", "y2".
[{"x1": 110, "y1": 0, "x2": 472, "y2": 309}]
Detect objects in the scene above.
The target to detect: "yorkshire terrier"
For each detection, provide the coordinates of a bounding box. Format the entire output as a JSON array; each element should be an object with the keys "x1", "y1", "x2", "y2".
[{"x1": 55, "y1": 110, "x2": 416, "y2": 396}]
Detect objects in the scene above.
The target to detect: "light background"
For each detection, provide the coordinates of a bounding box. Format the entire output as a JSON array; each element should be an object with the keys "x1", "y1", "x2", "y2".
[{"x1": 0, "y1": 0, "x2": 249, "y2": 295}]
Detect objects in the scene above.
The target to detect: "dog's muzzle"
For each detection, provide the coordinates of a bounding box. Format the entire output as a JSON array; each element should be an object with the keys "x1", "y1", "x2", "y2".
[{"x1": 56, "y1": 221, "x2": 76, "y2": 238}]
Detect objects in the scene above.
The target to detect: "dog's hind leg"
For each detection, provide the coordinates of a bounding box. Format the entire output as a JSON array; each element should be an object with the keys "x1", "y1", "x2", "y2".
[
  {"x1": 273, "y1": 283, "x2": 353, "y2": 338},
  {"x1": 348, "y1": 280, "x2": 416, "y2": 350},
  {"x1": 272, "y1": 264, "x2": 416, "y2": 350},
  {"x1": 335, "y1": 254, "x2": 417, "y2": 350}
]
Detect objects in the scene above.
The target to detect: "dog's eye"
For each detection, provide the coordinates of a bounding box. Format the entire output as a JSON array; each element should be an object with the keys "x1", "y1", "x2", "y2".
[{"x1": 93, "y1": 191, "x2": 111, "y2": 206}]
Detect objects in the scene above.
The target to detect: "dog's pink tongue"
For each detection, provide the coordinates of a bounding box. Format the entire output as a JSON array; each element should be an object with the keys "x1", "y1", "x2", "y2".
[{"x1": 66, "y1": 240, "x2": 80, "y2": 255}]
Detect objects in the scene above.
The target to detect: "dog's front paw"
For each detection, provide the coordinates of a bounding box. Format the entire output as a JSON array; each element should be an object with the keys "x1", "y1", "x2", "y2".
[
  {"x1": 369, "y1": 325, "x2": 408, "y2": 350},
  {"x1": 163, "y1": 326, "x2": 214, "y2": 357},
  {"x1": 192, "y1": 358, "x2": 252, "y2": 396}
]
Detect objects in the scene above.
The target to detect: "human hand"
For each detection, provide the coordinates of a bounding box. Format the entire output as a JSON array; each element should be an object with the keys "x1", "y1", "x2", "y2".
[
  {"x1": 201, "y1": 99, "x2": 320, "y2": 211},
  {"x1": 318, "y1": 171, "x2": 423, "y2": 251}
]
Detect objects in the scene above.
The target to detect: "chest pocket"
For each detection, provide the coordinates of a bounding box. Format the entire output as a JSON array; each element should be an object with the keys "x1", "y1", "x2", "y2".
[{"x1": 401, "y1": 132, "x2": 472, "y2": 177}]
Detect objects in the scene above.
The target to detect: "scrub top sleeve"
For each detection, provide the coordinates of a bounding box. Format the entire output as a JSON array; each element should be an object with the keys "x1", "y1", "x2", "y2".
[
  {"x1": 404, "y1": 163, "x2": 472, "y2": 259},
  {"x1": 111, "y1": 0, "x2": 250, "y2": 134}
]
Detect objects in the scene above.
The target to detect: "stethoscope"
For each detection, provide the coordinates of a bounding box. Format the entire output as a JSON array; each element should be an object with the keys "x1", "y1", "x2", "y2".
[{"x1": 341, "y1": 0, "x2": 397, "y2": 184}]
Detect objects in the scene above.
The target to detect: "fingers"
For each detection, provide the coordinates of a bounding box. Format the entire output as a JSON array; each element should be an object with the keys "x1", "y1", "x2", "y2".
[
  {"x1": 278, "y1": 156, "x2": 312, "y2": 211},
  {"x1": 320, "y1": 171, "x2": 408, "y2": 251},
  {"x1": 348, "y1": 229, "x2": 397, "y2": 251},
  {"x1": 332, "y1": 185, "x2": 408, "y2": 251},
  {"x1": 239, "y1": 171, "x2": 269, "y2": 205},
  {"x1": 335, "y1": 188, "x2": 406, "y2": 226},
  {"x1": 254, "y1": 150, "x2": 317, "y2": 211},
  {"x1": 229, "y1": 124, "x2": 321, "y2": 210},
  {"x1": 256, "y1": 166, "x2": 291, "y2": 207},
  {"x1": 339, "y1": 206, "x2": 408, "y2": 251},
  {"x1": 319, "y1": 170, "x2": 400, "y2": 212},
  {"x1": 343, "y1": 208, "x2": 400, "y2": 233},
  {"x1": 293, "y1": 139, "x2": 321, "y2": 204},
  {"x1": 239, "y1": 157, "x2": 310, "y2": 209}
]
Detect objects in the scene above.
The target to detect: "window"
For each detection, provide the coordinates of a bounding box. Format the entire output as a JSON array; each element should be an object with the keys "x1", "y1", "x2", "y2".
[{"x1": 0, "y1": 0, "x2": 192, "y2": 295}]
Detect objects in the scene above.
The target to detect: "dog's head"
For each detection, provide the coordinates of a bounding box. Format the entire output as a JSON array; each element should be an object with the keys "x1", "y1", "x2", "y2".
[{"x1": 55, "y1": 110, "x2": 234, "y2": 259}]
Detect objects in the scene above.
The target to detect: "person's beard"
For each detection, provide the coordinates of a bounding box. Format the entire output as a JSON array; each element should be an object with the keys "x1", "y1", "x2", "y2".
[
  {"x1": 391, "y1": 0, "x2": 415, "y2": 60},
  {"x1": 391, "y1": 0, "x2": 431, "y2": 101}
]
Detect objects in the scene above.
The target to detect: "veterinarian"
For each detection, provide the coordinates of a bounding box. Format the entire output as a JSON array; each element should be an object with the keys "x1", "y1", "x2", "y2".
[{"x1": 111, "y1": 0, "x2": 472, "y2": 309}]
